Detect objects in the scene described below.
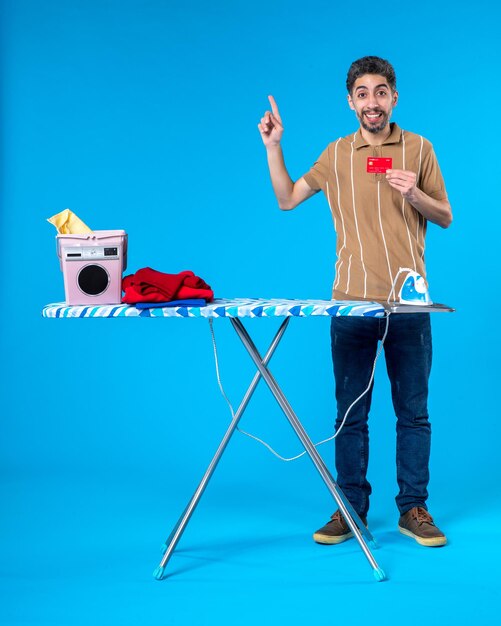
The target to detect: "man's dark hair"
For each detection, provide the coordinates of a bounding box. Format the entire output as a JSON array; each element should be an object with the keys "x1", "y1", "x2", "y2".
[{"x1": 346, "y1": 56, "x2": 396, "y2": 94}]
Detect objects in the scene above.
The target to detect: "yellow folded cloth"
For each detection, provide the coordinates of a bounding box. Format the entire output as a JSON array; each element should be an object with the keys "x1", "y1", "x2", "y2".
[{"x1": 47, "y1": 208, "x2": 92, "y2": 234}]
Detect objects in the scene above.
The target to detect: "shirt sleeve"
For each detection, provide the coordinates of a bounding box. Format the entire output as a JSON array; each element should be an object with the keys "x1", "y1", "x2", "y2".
[
  {"x1": 302, "y1": 145, "x2": 330, "y2": 193},
  {"x1": 419, "y1": 142, "x2": 447, "y2": 201}
]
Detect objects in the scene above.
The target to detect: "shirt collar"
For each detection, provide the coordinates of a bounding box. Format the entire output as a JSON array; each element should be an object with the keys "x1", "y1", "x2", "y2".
[{"x1": 353, "y1": 122, "x2": 403, "y2": 149}]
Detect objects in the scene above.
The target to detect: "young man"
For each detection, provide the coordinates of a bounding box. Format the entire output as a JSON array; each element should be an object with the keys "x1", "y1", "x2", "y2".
[{"x1": 258, "y1": 56, "x2": 452, "y2": 547}]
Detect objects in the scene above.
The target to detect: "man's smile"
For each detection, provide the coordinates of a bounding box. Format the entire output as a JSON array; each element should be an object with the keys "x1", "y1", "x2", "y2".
[
  {"x1": 363, "y1": 110, "x2": 384, "y2": 121},
  {"x1": 357, "y1": 106, "x2": 389, "y2": 134}
]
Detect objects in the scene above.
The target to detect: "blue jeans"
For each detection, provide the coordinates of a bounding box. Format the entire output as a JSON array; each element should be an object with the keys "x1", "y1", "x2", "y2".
[{"x1": 331, "y1": 313, "x2": 432, "y2": 517}]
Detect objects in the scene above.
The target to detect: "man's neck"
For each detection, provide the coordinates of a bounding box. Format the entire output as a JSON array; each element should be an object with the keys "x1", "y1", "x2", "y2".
[{"x1": 359, "y1": 123, "x2": 392, "y2": 146}]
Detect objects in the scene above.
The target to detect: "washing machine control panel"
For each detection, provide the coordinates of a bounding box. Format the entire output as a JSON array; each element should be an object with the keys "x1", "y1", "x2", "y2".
[{"x1": 63, "y1": 246, "x2": 120, "y2": 260}]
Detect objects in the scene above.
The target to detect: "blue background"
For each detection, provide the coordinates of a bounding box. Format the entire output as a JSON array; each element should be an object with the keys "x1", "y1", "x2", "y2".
[{"x1": 1, "y1": 0, "x2": 500, "y2": 624}]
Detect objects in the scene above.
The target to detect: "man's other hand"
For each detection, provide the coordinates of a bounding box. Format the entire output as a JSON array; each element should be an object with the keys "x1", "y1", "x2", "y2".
[
  {"x1": 386, "y1": 169, "x2": 452, "y2": 227},
  {"x1": 385, "y1": 169, "x2": 418, "y2": 200},
  {"x1": 258, "y1": 95, "x2": 284, "y2": 147}
]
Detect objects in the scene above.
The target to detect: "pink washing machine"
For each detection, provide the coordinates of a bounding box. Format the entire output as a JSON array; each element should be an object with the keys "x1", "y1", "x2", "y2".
[{"x1": 57, "y1": 230, "x2": 128, "y2": 305}]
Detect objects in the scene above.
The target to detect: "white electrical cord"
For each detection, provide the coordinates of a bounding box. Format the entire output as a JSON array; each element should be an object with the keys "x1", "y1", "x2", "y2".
[
  {"x1": 388, "y1": 267, "x2": 415, "y2": 303},
  {"x1": 208, "y1": 312, "x2": 391, "y2": 462}
]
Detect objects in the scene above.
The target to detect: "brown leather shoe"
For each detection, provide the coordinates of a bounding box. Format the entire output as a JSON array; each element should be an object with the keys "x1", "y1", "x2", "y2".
[
  {"x1": 398, "y1": 507, "x2": 447, "y2": 547},
  {"x1": 313, "y1": 510, "x2": 367, "y2": 545}
]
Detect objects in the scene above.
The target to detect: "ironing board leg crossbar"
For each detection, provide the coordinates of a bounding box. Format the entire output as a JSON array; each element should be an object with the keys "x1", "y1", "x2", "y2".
[{"x1": 154, "y1": 317, "x2": 386, "y2": 583}]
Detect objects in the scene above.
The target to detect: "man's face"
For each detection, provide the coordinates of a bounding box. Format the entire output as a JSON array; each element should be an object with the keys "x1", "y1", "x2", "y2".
[{"x1": 347, "y1": 74, "x2": 398, "y2": 134}]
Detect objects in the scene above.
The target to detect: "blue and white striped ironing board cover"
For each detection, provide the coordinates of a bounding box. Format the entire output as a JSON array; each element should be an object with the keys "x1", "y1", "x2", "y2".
[{"x1": 42, "y1": 298, "x2": 385, "y2": 318}]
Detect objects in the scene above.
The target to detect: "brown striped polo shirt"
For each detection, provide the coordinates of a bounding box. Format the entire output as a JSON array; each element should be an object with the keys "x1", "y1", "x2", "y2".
[{"x1": 302, "y1": 122, "x2": 447, "y2": 302}]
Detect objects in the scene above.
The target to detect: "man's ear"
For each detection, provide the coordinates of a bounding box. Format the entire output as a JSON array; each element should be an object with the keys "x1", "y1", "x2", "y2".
[
  {"x1": 347, "y1": 93, "x2": 355, "y2": 111},
  {"x1": 392, "y1": 90, "x2": 399, "y2": 107}
]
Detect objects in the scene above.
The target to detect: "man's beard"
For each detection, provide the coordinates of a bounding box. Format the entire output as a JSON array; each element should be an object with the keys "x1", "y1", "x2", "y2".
[{"x1": 358, "y1": 109, "x2": 390, "y2": 134}]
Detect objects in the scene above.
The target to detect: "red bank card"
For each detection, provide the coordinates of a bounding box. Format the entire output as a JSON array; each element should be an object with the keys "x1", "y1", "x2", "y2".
[{"x1": 367, "y1": 157, "x2": 392, "y2": 173}]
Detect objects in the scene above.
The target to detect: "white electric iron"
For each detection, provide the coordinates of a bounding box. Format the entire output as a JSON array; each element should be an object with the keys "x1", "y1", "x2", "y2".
[{"x1": 396, "y1": 268, "x2": 432, "y2": 305}]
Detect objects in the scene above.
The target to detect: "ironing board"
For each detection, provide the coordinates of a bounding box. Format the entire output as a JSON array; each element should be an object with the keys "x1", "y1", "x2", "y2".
[{"x1": 43, "y1": 298, "x2": 390, "y2": 582}]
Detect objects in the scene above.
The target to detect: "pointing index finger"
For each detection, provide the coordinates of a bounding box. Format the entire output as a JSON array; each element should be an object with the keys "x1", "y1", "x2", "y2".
[{"x1": 268, "y1": 95, "x2": 281, "y2": 119}]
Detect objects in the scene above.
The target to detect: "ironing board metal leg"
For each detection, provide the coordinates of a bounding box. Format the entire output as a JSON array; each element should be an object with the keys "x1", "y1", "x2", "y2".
[
  {"x1": 230, "y1": 318, "x2": 384, "y2": 580},
  {"x1": 154, "y1": 317, "x2": 290, "y2": 579},
  {"x1": 249, "y1": 352, "x2": 374, "y2": 546}
]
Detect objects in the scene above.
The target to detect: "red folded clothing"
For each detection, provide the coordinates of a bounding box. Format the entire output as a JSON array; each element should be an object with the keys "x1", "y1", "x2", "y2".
[{"x1": 122, "y1": 267, "x2": 214, "y2": 304}]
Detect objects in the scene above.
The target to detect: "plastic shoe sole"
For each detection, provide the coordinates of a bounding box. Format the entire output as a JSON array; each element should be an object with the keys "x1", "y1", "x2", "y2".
[
  {"x1": 398, "y1": 525, "x2": 447, "y2": 547},
  {"x1": 312, "y1": 530, "x2": 354, "y2": 545}
]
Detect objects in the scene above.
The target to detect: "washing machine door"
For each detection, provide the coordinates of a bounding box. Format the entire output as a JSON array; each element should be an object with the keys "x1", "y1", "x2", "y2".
[{"x1": 77, "y1": 264, "x2": 110, "y2": 296}]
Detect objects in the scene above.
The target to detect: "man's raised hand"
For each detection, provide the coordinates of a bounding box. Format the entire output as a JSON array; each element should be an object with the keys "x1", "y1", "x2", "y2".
[
  {"x1": 258, "y1": 95, "x2": 284, "y2": 147},
  {"x1": 386, "y1": 169, "x2": 418, "y2": 200}
]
